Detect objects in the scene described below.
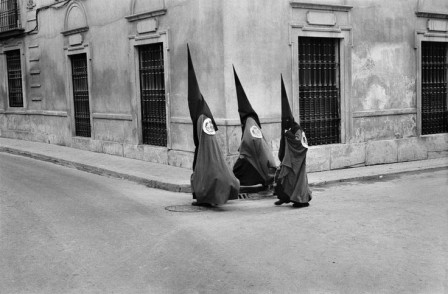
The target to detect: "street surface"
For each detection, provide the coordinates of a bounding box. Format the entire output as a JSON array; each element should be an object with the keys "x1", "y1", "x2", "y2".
[{"x1": 0, "y1": 152, "x2": 447, "y2": 294}]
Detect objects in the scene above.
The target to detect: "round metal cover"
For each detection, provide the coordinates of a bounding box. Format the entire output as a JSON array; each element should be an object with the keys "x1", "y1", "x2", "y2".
[{"x1": 165, "y1": 205, "x2": 210, "y2": 212}]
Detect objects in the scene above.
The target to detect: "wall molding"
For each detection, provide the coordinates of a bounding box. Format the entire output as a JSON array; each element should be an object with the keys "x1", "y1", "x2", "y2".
[
  {"x1": 415, "y1": 11, "x2": 448, "y2": 20},
  {"x1": 92, "y1": 113, "x2": 133, "y2": 121},
  {"x1": 61, "y1": 27, "x2": 89, "y2": 37},
  {"x1": 290, "y1": 1, "x2": 352, "y2": 12},
  {"x1": 353, "y1": 108, "x2": 417, "y2": 118},
  {"x1": 126, "y1": 9, "x2": 166, "y2": 22},
  {"x1": 0, "y1": 110, "x2": 68, "y2": 116}
]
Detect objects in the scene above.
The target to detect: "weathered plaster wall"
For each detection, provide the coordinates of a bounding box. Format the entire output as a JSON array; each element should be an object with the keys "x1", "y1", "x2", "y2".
[
  {"x1": 167, "y1": 0, "x2": 225, "y2": 120},
  {"x1": 1, "y1": 0, "x2": 447, "y2": 170},
  {"x1": 350, "y1": 0, "x2": 418, "y2": 141},
  {"x1": 84, "y1": 3, "x2": 131, "y2": 115},
  {"x1": 221, "y1": 0, "x2": 292, "y2": 163},
  {"x1": 222, "y1": 0, "x2": 292, "y2": 123}
]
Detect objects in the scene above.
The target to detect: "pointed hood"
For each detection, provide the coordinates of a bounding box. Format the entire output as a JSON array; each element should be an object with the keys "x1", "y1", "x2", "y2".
[
  {"x1": 281, "y1": 74, "x2": 296, "y2": 132},
  {"x1": 188, "y1": 45, "x2": 217, "y2": 147},
  {"x1": 279, "y1": 75, "x2": 301, "y2": 162},
  {"x1": 233, "y1": 66, "x2": 261, "y2": 129}
]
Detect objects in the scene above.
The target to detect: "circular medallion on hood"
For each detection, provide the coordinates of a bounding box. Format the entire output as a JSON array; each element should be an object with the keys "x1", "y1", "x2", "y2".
[
  {"x1": 203, "y1": 118, "x2": 216, "y2": 135},
  {"x1": 301, "y1": 131, "x2": 309, "y2": 148},
  {"x1": 250, "y1": 125, "x2": 262, "y2": 139}
]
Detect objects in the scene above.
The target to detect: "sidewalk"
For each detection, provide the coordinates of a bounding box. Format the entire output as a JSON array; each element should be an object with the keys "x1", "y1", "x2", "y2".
[{"x1": 1, "y1": 137, "x2": 447, "y2": 193}]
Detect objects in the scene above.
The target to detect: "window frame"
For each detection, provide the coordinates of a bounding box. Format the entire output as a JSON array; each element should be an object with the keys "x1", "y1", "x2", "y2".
[
  {"x1": 420, "y1": 41, "x2": 448, "y2": 135},
  {"x1": 138, "y1": 42, "x2": 167, "y2": 147},
  {"x1": 129, "y1": 31, "x2": 171, "y2": 148},
  {"x1": 415, "y1": 32, "x2": 448, "y2": 136},
  {"x1": 64, "y1": 43, "x2": 93, "y2": 138},
  {"x1": 290, "y1": 25, "x2": 352, "y2": 144},
  {"x1": 297, "y1": 36, "x2": 341, "y2": 146},
  {"x1": 1, "y1": 44, "x2": 26, "y2": 109},
  {"x1": 0, "y1": 0, "x2": 21, "y2": 33}
]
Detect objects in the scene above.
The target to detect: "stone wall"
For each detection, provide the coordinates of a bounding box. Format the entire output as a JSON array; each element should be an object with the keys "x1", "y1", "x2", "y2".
[{"x1": 0, "y1": 0, "x2": 447, "y2": 171}]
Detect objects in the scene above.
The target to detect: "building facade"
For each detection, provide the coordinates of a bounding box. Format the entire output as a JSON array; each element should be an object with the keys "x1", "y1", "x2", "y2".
[{"x1": 1, "y1": 0, "x2": 447, "y2": 171}]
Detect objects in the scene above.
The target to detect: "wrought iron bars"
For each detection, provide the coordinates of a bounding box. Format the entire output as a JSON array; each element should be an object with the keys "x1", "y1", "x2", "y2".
[
  {"x1": 6, "y1": 49, "x2": 23, "y2": 107},
  {"x1": 139, "y1": 43, "x2": 167, "y2": 147},
  {"x1": 298, "y1": 37, "x2": 341, "y2": 146},
  {"x1": 71, "y1": 54, "x2": 91, "y2": 137},
  {"x1": 421, "y1": 42, "x2": 448, "y2": 135},
  {"x1": 0, "y1": 0, "x2": 20, "y2": 32}
]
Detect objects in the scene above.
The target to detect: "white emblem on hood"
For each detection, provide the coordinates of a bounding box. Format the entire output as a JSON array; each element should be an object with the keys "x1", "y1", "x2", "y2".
[
  {"x1": 250, "y1": 125, "x2": 262, "y2": 138},
  {"x1": 203, "y1": 118, "x2": 216, "y2": 135},
  {"x1": 301, "y1": 131, "x2": 309, "y2": 148}
]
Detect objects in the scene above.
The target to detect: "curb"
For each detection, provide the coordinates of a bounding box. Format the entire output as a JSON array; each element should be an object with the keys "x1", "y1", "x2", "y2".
[
  {"x1": 0, "y1": 147, "x2": 192, "y2": 193},
  {"x1": 308, "y1": 166, "x2": 448, "y2": 187},
  {"x1": 1, "y1": 146, "x2": 446, "y2": 193}
]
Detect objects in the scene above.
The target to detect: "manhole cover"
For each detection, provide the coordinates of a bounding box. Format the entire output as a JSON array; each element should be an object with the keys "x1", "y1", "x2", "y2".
[
  {"x1": 165, "y1": 205, "x2": 210, "y2": 212},
  {"x1": 238, "y1": 190, "x2": 275, "y2": 200}
]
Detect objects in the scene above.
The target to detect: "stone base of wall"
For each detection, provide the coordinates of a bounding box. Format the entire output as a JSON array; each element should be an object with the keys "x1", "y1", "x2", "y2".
[
  {"x1": 0, "y1": 114, "x2": 71, "y2": 146},
  {"x1": 1, "y1": 112, "x2": 447, "y2": 171},
  {"x1": 305, "y1": 134, "x2": 448, "y2": 173}
]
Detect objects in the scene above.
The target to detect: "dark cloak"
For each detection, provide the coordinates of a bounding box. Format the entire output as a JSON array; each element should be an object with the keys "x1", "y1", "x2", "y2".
[
  {"x1": 279, "y1": 75, "x2": 296, "y2": 162},
  {"x1": 275, "y1": 127, "x2": 312, "y2": 203},
  {"x1": 187, "y1": 45, "x2": 217, "y2": 169},
  {"x1": 233, "y1": 116, "x2": 276, "y2": 186},
  {"x1": 191, "y1": 115, "x2": 240, "y2": 204}
]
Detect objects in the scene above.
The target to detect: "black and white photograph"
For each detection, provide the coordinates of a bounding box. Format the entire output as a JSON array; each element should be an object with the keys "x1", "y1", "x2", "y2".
[{"x1": 0, "y1": 0, "x2": 447, "y2": 293}]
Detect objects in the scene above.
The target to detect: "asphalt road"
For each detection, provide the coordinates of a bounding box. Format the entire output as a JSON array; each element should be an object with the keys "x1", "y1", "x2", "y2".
[{"x1": 1, "y1": 152, "x2": 447, "y2": 294}]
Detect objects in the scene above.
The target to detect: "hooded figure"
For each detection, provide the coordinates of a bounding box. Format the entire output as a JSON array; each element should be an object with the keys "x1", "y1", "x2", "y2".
[
  {"x1": 274, "y1": 76, "x2": 312, "y2": 207},
  {"x1": 232, "y1": 67, "x2": 276, "y2": 187},
  {"x1": 188, "y1": 46, "x2": 240, "y2": 206}
]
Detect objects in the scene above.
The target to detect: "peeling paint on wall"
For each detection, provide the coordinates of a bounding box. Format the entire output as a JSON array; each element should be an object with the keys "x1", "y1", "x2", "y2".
[{"x1": 352, "y1": 42, "x2": 416, "y2": 112}]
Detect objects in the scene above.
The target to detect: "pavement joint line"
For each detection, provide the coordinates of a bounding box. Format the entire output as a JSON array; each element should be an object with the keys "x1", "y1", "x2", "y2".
[{"x1": 1, "y1": 145, "x2": 447, "y2": 194}]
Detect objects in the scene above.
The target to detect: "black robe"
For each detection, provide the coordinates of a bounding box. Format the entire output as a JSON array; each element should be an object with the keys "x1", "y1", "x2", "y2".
[
  {"x1": 275, "y1": 128, "x2": 312, "y2": 203},
  {"x1": 233, "y1": 116, "x2": 276, "y2": 186},
  {"x1": 191, "y1": 115, "x2": 240, "y2": 204}
]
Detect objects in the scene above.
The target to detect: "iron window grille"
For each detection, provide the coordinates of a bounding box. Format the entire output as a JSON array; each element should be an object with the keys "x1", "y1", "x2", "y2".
[
  {"x1": 299, "y1": 37, "x2": 341, "y2": 146},
  {"x1": 139, "y1": 43, "x2": 167, "y2": 147},
  {"x1": 0, "y1": 0, "x2": 21, "y2": 33},
  {"x1": 6, "y1": 49, "x2": 23, "y2": 107},
  {"x1": 71, "y1": 53, "x2": 91, "y2": 137},
  {"x1": 421, "y1": 42, "x2": 448, "y2": 135}
]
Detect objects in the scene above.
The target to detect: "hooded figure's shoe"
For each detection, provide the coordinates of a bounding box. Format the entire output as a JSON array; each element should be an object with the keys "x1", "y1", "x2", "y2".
[
  {"x1": 292, "y1": 202, "x2": 309, "y2": 208},
  {"x1": 274, "y1": 200, "x2": 290, "y2": 206},
  {"x1": 191, "y1": 202, "x2": 213, "y2": 207}
]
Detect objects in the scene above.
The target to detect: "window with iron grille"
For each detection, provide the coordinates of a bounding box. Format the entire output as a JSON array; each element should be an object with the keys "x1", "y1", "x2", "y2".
[
  {"x1": 0, "y1": 0, "x2": 20, "y2": 32},
  {"x1": 6, "y1": 49, "x2": 23, "y2": 107},
  {"x1": 139, "y1": 43, "x2": 167, "y2": 147},
  {"x1": 298, "y1": 37, "x2": 341, "y2": 146},
  {"x1": 421, "y1": 42, "x2": 448, "y2": 135},
  {"x1": 71, "y1": 53, "x2": 91, "y2": 137}
]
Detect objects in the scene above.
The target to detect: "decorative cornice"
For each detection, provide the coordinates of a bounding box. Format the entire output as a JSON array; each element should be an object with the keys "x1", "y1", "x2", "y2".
[
  {"x1": 415, "y1": 11, "x2": 448, "y2": 19},
  {"x1": 353, "y1": 108, "x2": 417, "y2": 118},
  {"x1": 0, "y1": 28, "x2": 25, "y2": 40},
  {"x1": 92, "y1": 113, "x2": 133, "y2": 121},
  {"x1": 126, "y1": 9, "x2": 167, "y2": 22},
  {"x1": 0, "y1": 110, "x2": 68, "y2": 117},
  {"x1": 61, "y1": 26, "x2": 89, "y2": 36},
  {"x1": 290, "y1": 1, "x2": 352, "y2": 12}
]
